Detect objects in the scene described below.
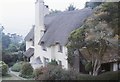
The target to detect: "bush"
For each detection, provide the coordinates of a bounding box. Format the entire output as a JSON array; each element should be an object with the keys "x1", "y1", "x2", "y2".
[
  {"x1": 20, "y1": 62, "x2": 33, "y2": 78},
  {"x1": 78, "y1": 71, "x2": 120, "y2": 80},
  {"x1": 11, "y1": 61, "x2": 24, "y2": 72},
  {"x1": 0, "y1": 61, "x2": 9, "y2": 76},
  {"x1": 35, "y1": 65, "x2": 79, "y2": 80},
  {"x1": 33, "y1": 67, "x2": 44, "y2": 79},
  {"x1": 85, "y1": 62, "x2": 93, "y2": 72},
  {"x1": 96, "y1": 70, "x2": 120, "y2": 80}
]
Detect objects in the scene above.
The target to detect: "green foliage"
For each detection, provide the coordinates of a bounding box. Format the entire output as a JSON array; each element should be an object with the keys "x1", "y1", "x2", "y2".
[
  {"x1": 48, "y1": 59, "x2": 58, "y2": 66},
  {"x1": 2, "y1": 33, "x2": 11, "y2": 49},
  {"x1": 96, "y1": 70, "x2": 120, "y2": 80},
  {"x1": 78, "y1": 71, "x2": 120, "y2": 80},
  {"x1": 85, "y1": 62, "x2": 93, "y2": 72},
  {"x1": 11, "y1": 61, "x2": 24, "y2": 72},
  {"x1": 67, "y1": 28, "x2": 85, "y2": 66},
  {"x1": 67, "y1": 4, "x2": 76, "y2": 11},
  {"x1": 7, "y1": 44, "x2": 18, "y2": 52},
  {"x1": 33, "y1": 67, "x2": 44, "y2": 79},
  {"x1": 50, "y1": 9, "x2": 61, "y2": 14},
  {"x1": 85, "y1": 2, "x2": 102, "y2": 9},
  {"x1": 20, "y1": 62, "x2": 33, "y2": 78},
  {"x1": 19, "y1": 42, "x2": 26, "y2": 52},
  {"x1": 0, "y1": 61, "x2": 9, "y2": 76},
  {"x1": 67, "y1": 2, "x2": 118, "y2": 75},
  {"x1": 2, "y1": 50, "x2": 19, "y2": 67},
  {"x1": 35, "y1": 65, "x2": 79, "y2": 80}
]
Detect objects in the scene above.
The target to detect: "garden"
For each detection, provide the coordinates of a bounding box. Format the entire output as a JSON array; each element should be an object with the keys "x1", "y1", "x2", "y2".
[{"x1": 1, "y1": 60, "x2": 119, "y2": 81}]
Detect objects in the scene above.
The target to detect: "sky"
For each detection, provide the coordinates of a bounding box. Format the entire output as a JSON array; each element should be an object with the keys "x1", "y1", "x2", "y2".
[{"x1": 0, "y1": 0, "x2": 90, "y2": 37}]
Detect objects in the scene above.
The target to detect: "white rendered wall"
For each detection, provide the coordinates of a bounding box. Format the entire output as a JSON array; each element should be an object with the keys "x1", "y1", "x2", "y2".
[
  {"x1": 26, "y1": 41, "x2": 33, "y2": 50},
  {"x1": 32, "y1": 0, "x2": 68, "y2": 69},
  {"x1": 113, "y1": 63, "x2": 118, "y2": 71},
  {"x1": 33, "y1": 44, "x2": 68, "y2": 69},
  {"x1": 34, "y1": 0, "x2": 45, "y2": 63},
  {"x1": 44, "y1": 6, "x2": 49, "y2": 16}
]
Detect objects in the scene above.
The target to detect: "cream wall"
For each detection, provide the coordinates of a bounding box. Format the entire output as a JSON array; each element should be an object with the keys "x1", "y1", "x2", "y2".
[
  {"x1": 31, "y1": 44, "x2": 68, "y2": 69},
  {"x1": 26, "y1": 41, "x2": 33, "y2": 50},
  {"x1": 113, "y1": 63, "x2": 118, "y2": 71},
  {"x1": 29, "y1": 0, "x2": 68, "y2": 69}
]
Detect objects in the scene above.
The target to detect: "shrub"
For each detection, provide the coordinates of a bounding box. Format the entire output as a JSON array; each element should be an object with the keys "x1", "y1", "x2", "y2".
[
  {"x1": 0, "y1": 61, "x2": 9, "y2": 76},
  {"x1": 20, "y1": 62, "x2": 33, "y2": 78},
  {"x1": 11, "y1": 61, "x2": 24, "y2": 72},
  {"x1": 85, "y1": 62, "x2": 93, "y2": 72},
  {"x1": 78, "y1": 71, "x2": 120, "y2": 80},
  {"x1": 96, "y1": 70, "x2": 120, "y2": 80},
  {"x1": 33, "y1": 67, "x2": 44, "y2": 79},
  {"x1": 35, "y1": 65, "x2": 79, "y2": 80}
]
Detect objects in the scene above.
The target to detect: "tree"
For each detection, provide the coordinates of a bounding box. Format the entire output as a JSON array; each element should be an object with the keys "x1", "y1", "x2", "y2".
[
  {"x1": 67, "y1": 27, "x2": 87, "y2": 70},
  {"x1": 67, "y1": 2, "x2": 118, "y2": 76},
  {"x1": 2, "y1": 33, "x2": 11, "y2": 49},
  {"x1": 67, "y1": 4, "x2": 76, "y2": 11},
  {"x1": 50, "y1": 9, "x2": 61, "y2": 14},
  {"x1": 19, "y1": 42, "x2": 26, "y2": 52},
  {"x1": 85, "y1": 2, "x2": 102, "y2": 9}
]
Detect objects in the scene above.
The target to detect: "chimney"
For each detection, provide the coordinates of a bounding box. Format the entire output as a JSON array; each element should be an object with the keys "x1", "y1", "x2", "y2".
[
  {"x1": 44, "y1": 5, "x2": 49, "y2": 16},
  {"x1": 34, "y1": 0, "x2": 45, "y2": 58}
]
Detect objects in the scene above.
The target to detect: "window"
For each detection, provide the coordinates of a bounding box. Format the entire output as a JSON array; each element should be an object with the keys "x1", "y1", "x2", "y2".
[
  {"x1": 32, "y1": 41, "x2": 34, "y2": 46},
  {"x1": 58, "y1": 44, "x2": 63, "y2": 52},
  {"x1": 41, "y1": 42, "x2": 47, "y2": 51},
  {"x1": 44, "y1": 57, "x2": 49, "y2": 66},
  {"x1": 58, "y1": 60, "x2": 62, "y2": 66}
]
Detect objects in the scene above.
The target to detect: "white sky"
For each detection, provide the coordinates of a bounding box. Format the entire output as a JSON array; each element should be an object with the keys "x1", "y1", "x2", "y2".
[{"x1": 0, "y1": 0, "x2": 90, "y2": 37}]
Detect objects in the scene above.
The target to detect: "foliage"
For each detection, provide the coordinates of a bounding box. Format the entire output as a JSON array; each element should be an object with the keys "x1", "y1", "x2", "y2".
[
  {"x1": 85, "y1": 2, "x2": 102, "y2": 9},
  {"x1": 48, "y1": 59, "x2": 58, "y2": 66},
  {"x1": 67, "y1": 4, "x2": 76, "y2": 11},
  {"x1": 20, "y1": 62, "x2": 33, "y2": 78},
  {"x1": 85, "y1": 62, "x2": 92, "y2": 72},
  {"x1": 78, "y1": 70, "x2": 120, "y2": 80},
  {"x1": 35, "y1": 65, "x2": 80, "y2": 80},
  {"x1": 50, "y1": 9, "x2": 61, "y2": 14},
  {"x1": 33, "y1": 67, "x2": 44, "y2": 79},
  {"x1": 96, "y1": 70, "x2": 120, "y2": 80},
  {"x1": 11, "y1": 61, "x2": 24, "y2": 72},
  {"x1": 67, "y1": 2, "x2": 118, "y2": 76},
  {"x1": 67, "y1": 28, "x2": 86, "y2": 66},
  {"x1": 19, "y1": 42, "x2": 26, "y2": 52},
  {"x1": 2, "y1": 28, "x2": 24, "y2": 67},
  {"x1": 7, "y1": 44, "x2": 18, "y2": 52},
  {"x1": 0, "y1": 61, "x2": 9, "y2": 76},
  {"x1": 2, "y1": 33, "x2": 11, "y2": 49},
  {"x1": 2, "y1": 50, "x2": 19, "y2": 67}
]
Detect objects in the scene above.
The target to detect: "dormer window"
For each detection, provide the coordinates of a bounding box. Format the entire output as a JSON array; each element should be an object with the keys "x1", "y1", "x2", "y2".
[
  {"x1": 58, "y1": 44, "x2": 63, "y2": 53},
  {"x1": 41, "y1": 42, "x2": 47, "y2": 51},
  {"x1": 30, "y1": 39, "x2": 32, "y2": 41}
]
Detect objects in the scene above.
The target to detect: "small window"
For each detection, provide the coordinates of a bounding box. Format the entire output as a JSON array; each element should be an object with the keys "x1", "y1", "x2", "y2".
[
  {"x1": 58, "y1": 60, "x2": 62, "y2": 66},
  {"x1": 41, "y1": 42, "x2": 47, "y2": 51},
  {"x1": 44, "y1": 57, "x2": 49, "y2": 66},
  {"x1": 58, "y1": 44, "x2": 63, "y2": 53},
  {"x1": 32, "y1": 41, "x2": 34, "y2": 46}
]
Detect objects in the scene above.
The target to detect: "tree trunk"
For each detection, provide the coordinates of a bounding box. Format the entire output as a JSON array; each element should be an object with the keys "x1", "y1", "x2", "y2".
[{"x1": 92, "y1": 59, "x2": 101, "y2": 76}]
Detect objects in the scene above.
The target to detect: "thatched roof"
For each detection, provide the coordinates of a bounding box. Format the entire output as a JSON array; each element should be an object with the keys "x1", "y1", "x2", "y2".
[
  {"x1": 40, "y1": 8, "x2": 93, "y2": 46},
  {"x1": 24, "y1": 48, "x2": 34, "y2": 58},
  {"x1": 25, "y1": 8, "x2": 93, "y2": 46},
  {"x1": 24, "y1": 26, "x2": 35, "y2": 41}
]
